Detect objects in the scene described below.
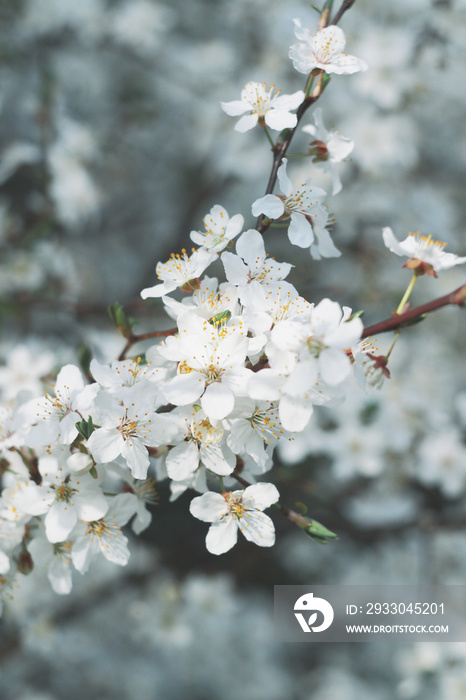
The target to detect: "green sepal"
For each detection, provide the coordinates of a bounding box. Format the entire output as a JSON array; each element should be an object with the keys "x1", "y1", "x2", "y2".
[
  {"x1": 350, "y1": 309, "x2": 365, "y2": 320},
  {"x1": 75, "y1": 416, "x2": 98, "y2": 440},
  {"x1": 294, "y1": 501, "x2": 308, "y2": 516},
  {"x1": 77, "y1": 343, "x2": 93, "y2": 377},
  {"x1": 89, "y1": 466, "x2": 98, "y2": 479},
  {"x1": 108, "y1": 302, "x2": 139, "y2": 339},
  {"x1": 303, "y1": 519, "x2": 338, "y2": 544}
]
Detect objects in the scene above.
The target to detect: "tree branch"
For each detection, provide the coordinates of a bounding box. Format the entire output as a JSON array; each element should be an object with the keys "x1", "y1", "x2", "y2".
[{"x1": 362, "y1": 283, "x2": 466, "y2": 338}]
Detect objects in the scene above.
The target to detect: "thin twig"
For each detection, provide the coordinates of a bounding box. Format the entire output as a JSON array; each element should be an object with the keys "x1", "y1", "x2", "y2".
[
  {"x1": 362, "y1": 283, "x2": 466, "y2": 338},
  {"x1": 118, "y1": 327, "x2": 177, "y2": 361},
  {"x1": 255, "y1": 1, "x2": 357, "y2": 234}
]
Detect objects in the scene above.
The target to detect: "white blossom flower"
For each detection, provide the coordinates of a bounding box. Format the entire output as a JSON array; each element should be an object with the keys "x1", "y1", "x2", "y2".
[
  {"x1": 0, "y1": 344, "x2": 54, "y2": 402},
  {"x1": 416, "y1": 430, "x2": 466, "y2": 498},
  {"x1": 159, "y1": 312, "x2": 253, "y2": 421},
  {"x1": 162, "y1": 276, "x2": 239, "y2": 322},
  {"x1": 302, "y1": 108, "x2": 354, "y2": 195},
  {"x1": 87, "y1": 385, "x2": 181, "y2": 479},
  {"x1": 190, "y1": 205, "x2": 243, "y2": 253},
  {"x1": 239, "y1": 280, "x2": 313, "y2": 335},
  {"x1": 382, "y1": 227, "x2": 466, "y2": 276},
  {"x1": 189, "y1": 483, "x2": 279, "y2": 555},
  {"x1": 290, "y1": 21, "x2": 368, "y2": 75},
  {"x1": 71, "y1": 493, "x2": 138, "y2": 573},
  {"x1": 221, "y1": 81, "x2": 304, "y2": 132},
  {"x1": 28, "y1": 531, "x2": 74, "y2": 595},
  {"x1": 141, "y1": 248, "x2": 217, "y2": 299},
  {"x1": 251, "y1": 159, "x2": 340, "y2": 259},
  {"x1": 221, "y1": 229, "x2": 293, "y2": 288},
  {"x1": 11, "y1": 455, "x2": 109, "y2": 543},
  {"x1": 226, "y1": 398, "x2": 289, "y2": 469},
  {"x1": 90, "y1": 356, "x2": 167, "y2": 401},
  {"x1": 24, "y1": 364, "x2": 98, "y2": 448},
  {"x1": 165, "y1": 407, "x2": 235, "y2": 481}
]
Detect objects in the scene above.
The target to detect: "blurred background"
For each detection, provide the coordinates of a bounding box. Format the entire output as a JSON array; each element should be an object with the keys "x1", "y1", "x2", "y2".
[{"x1": 1, "y1": 0, "x2": 466, "y2": 697}]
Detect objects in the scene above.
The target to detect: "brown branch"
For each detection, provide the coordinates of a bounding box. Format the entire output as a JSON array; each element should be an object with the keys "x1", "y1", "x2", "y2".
[
  {"x1": 256, "y1": 2, "x2": 357, "y2": 234},
  {"x1": 331, "y1": 0, "x2": 357, "y2": 25},
  {"x1": 362, "y1": 283, "x2": 466, "y2": 338},
  {"x1": 118, "y1": 327, "x2": 177, "y2": 361}
]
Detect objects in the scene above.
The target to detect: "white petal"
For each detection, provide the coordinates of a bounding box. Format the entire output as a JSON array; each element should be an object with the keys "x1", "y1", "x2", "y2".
[
  {"x1": 236, "y1": 228, "x2": 265, "y2": 264},
  {"x1": 276, "y1": 159, "x2": 294, "y2": 197},
  {"x1": 288, "y1": 213, "x2": 314, "y2": 248},
  {"x1": 221, "y1": 251, "x2": 248, "y2": 285},
  {"x1": 76, "y1": 488, "x2": 109, "y2": 522},
  {"x1": 58, "y1": 411, "x2": 80, "y2": 444},
  {"x1": 45, "y1": 502, "x2": 78, "y2": 543},
  {"x1": 205, "y1": 518, "x2": 238, "y2": 554},
  {"x1": 220, "y1": 99, "x2": 249, "y2": 116},
  {"x1": 265, "y1": 110, "x2": 297, "y2": 131},
  {"x1": 279, "y1": 395, "x2": 313, "y2": 432},
  {"x1": 382, "y1": 226, "x2": 403, "y2": 256},
  {"x1": 235, "y1": 113, "x2": 259, "y2": 132},
  {"x1": 200, "y1": 443, "x2": 235, "y2": 476},
  {"x1": 71, "y1": 535, "x2": 95, "y2": 574},
  {"x1": 251, "y1": 195, "x2": 285, "y2": 219},
  {"x1": 163, "y1": 372, "x2": 205, "y2": 406},
  {"x1": 238, "y1": 511, "x2": 276, "y2": 547},
  {"x1": 243, "y1": 482, "x2": 279, "y2": 510},
  {"x1": 190, "y1": 491, "x2": 228, "y2": 522},
  {"x1": 48, "y1": 557, "x2": 73, "y2": 595},
  {"x1": 319, "y1": 348, "x2": 351, "y2": 385},
  {"x1": 166, "y1": 441, "x2": 200, "y2": 481},
  {"x1": 100, "y1": 530, "x2": 130, "y2": 566},
  {"x1": 201, "y1": 382, "x2": 235, "y2": 420},
  {"x1": 88, "y1": 428, "x2": 124, "y2": 463},
  {"x1": 121, "y1": 438, "x2": 150, "y2": 479}
]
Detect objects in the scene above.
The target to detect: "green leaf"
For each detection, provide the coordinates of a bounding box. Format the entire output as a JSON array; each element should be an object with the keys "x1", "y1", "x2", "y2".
[
  {"x1": 294, "y1": 501, "x2": 308, "y2": 516},
  {"x1": 75, "y1": 416, "x2": 98, "y2": 440},
  {"x1": 303, "y1": 519, "x2": 338, "y2": 544},
  {"x1": 77, "y1": 343, "x2": 93, "y2": 377},
  {"x1": 108, "y1": 302, "x2": 138, "y2": 339}
]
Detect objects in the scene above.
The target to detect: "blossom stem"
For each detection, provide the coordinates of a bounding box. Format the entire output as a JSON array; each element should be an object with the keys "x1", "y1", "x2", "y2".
[
  {"x1": 261, "y1": 123, "x2": 276, "y2": 150},
  {"x1": 118, "y1": 327, "x2": 177, "y2": 361},
  {"x1": 332, "y1": 0, "x2": 357, "y2": 25},
  {"x1": 304, "y1": 74, "x2": 315, "y2": 99},
  {"x1": 361, "y1": 282, "x2": 466, "y2": 338},
  {"x1": 395, "y1": 271, "x2": 419, "y2": 315},
  {"x1": 385, "y1": 332, "x2": 400, "y2": 360}
]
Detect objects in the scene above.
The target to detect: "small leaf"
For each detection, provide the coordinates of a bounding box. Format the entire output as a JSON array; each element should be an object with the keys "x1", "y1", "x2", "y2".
[
  {"x1": 108, "y1": 302, "x2": 138, "y2": 339},
  {"x1": 303, "y1": 519, "x2": 338, "y2": 544},
  {"x1": 294, "y1": 501, "x2": 308, "y2": 516},
  {"x1": 75, "y1": 416, "x2": 99, "y2": 440},
  {"x1": 77, "y1": 344, "x2": 92, "y2": 377}
]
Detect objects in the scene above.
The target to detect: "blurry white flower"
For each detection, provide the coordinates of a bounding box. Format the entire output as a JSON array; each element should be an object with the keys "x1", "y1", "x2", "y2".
[
  {"x1": 221, "y1": 81, "x2": 303, "y2": 132},
  {"x1": 382, "y1": 227, "x2": 466, "y2": 276},
  {"x1": 189, "y1": 483, "x2": 279, "y2": 555},
  {"x1": 71, "y1": 493, "x2": 137, "y2": 573},
  {"x1": 252, "y1": 159, "x2": 339, "y2": 259},
  {"x1": 302, "y1": 108, "x2": 354, "y2": 195},
  {"x1": 416, "y1": 429, "x2": 466, "y2": 498},
  {"x1": 190, "y1": 205, "x2": 243, "y2": 253},
  {"x1": 290, "y1": 21, "x2": 368, "y2": 75},
  {"x1": 110, "y1": 0, "x2": 174, "y2": 56},
  {"x1": 141, "y1": 248, "x2": 217, "y2": 299}
]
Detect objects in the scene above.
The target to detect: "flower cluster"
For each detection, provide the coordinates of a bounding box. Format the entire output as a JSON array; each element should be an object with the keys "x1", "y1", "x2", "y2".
[{"x1": 1, "y1": 12, "x2": 465, "y2": 614}]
